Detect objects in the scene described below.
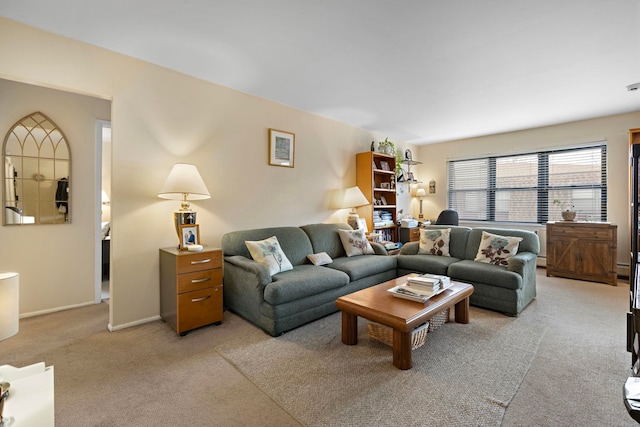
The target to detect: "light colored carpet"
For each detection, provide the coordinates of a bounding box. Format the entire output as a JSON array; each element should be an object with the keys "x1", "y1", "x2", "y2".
[
  {"x1": 1, "y1": 269, "x2": 636, "y2": 426},
  {"x1": 215, "y1": 302, "x2": 546, "y2": 426}
]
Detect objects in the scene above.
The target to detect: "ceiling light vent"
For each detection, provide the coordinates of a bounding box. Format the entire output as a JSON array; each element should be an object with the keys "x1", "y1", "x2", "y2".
[{"x1": 627, "y1": 83, "x2": 640, "y2": 91}]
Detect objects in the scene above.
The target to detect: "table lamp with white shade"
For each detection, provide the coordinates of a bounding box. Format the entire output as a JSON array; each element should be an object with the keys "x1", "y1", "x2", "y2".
[
  {"x1": 157, "y1": 163, "x2": 210, "y2": 248},
  {"x1": 341, "y1": 186, "x2": 369, "y2": 230}
]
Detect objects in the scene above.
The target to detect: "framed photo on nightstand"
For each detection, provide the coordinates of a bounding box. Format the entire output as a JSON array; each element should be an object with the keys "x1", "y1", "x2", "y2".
[{"x1": 179, "y1": 224, "x2": 200, "y2": 249}]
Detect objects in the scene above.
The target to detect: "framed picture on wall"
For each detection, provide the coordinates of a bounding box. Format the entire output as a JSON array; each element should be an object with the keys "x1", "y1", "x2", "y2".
[
  {"x1": 269, "y1": 128, "x2": 295, "y2": 167},
  {"x1": 179, "y1": 224, "x2": 200, "y2": 249}
]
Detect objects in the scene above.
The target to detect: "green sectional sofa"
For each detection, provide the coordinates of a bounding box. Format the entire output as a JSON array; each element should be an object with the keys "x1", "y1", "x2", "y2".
[
  {"x1": 397, "y1": 225, "x2": 540, "y2": 316},
  {"x1": 221, "y1": 223, "x2": 397, "y2": 336},
  {"x1": 222, "y1": 223, "x2": 540, "y2": 336}
]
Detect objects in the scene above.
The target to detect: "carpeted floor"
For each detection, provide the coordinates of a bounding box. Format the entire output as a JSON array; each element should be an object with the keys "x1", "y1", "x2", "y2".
[
  {"x1": 1, "y1": 269, "x2": 637, "y2": 426},
  {"x1": 215, "y1": 305, "x2": 545, "y2": 426}
]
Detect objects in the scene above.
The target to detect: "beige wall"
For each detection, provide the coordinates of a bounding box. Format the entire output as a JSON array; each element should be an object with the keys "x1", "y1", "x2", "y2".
[
  {"x1": 3, "y1": 18, "x2": 634, "y2": 329},
  {"x1": 0, "y1": 18, "x2": 415, "y2": 329},
  {"x1": 0, "y1": 79, "x2": 111, "y2": 315},
  {"x1": 415, "y1": 112, "x2": 640, "y2": 272}
]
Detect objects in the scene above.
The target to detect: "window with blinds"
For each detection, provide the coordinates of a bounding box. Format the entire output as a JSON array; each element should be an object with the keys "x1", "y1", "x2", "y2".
[{"x1": 447, "y1": 143, "x2": 607, "y2": 224}]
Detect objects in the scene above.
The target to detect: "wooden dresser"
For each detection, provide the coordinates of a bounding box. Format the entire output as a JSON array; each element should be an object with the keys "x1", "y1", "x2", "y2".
[
  {"x1": 546, "y1": 222, "x2": 617, "y2": 286},
  {"x1": 159, "y1": 247, "x2": 223, "y2": 335},
  {"x1": 399, "y1": 227, "x2": 420, "y2": 244}
]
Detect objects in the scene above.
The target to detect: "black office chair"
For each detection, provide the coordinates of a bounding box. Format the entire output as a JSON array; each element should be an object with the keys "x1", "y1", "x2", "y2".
[{"x1": 434, "y1": 209, "x2": 459, "y2": 226}]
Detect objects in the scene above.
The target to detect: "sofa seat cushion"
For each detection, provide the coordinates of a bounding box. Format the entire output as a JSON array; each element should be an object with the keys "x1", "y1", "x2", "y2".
[
  {"x1": 396, "y1": 254, "x2": 461, "y2": 276},
  {"x1": 447, "y1": 260, "x2": 523, "y2": 291},
  {"x1": 263, "y1": 265, "x2": 349, "y2": 305},
  {"x1": 326, "y1": 255, "x2": 397, "y2": 281}
]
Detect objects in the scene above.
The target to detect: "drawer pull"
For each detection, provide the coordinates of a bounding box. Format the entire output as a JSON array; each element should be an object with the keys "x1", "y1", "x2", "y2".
[
  {"x1": 191, "y1": 295, "x2": 211, "y2": 303},
  {"x1": 190, "y1": 258, "x2": 211, "y2": 265},
  {"x1": 191, "y1": 277, "x2": 211, "y2": 284}
]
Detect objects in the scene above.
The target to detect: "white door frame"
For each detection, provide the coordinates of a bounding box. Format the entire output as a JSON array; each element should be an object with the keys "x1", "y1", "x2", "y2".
[{"x1": 95, "y1": 120, "x2": 111, "y2": 303}]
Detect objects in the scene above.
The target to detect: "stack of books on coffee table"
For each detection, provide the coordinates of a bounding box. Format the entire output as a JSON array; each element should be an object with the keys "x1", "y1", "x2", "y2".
[{"x1": 389, "y1": 274, "x2": 451, "y2": 302}]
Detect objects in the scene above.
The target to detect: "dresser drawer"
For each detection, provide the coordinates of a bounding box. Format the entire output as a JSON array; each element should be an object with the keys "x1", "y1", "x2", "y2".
[
  {"x1": 177, "y1": 268, "x2": 223, "y2": 293},
  {"x1": 548, "y1": 225, "x2": 613, "y2": 240},
  {"x1": 177, "y1": 286, "x2": 223, "y2": 332},
  {"x1": 409, "y1": 228, "x2": 420, "y2": 241},
  {"x1": 160, "y1": 247, "x2": 224, "y2": 335},
  {"x1": 176, "y1": 250, "x2": 222, "y2": 274}
]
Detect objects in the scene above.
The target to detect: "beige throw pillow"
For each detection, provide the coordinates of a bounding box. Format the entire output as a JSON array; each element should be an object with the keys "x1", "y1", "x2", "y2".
[
  {"x1": 418, "y1": 228, "x2": 451, "y2": 257},
  {"x1": 245, "y1": 236, "x2": 294, "y2": 275},
  {"x1": 337, "y1": 228, "x2": 375, "y2": 257},
  {"x1": 474, "y1": 231, "x2": 523, "y2": 266}
]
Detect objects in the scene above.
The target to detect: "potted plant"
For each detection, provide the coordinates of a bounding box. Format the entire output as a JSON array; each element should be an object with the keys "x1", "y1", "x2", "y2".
[
  {"x1": 378, "y1": 137, "x2": 395, "y2": 155},
  {"x1": 553, "y1": 199, "x2": 576, "y2": 221},
  {"x1": 395, "y1": 150, "x2": 404, "y2": 176}
]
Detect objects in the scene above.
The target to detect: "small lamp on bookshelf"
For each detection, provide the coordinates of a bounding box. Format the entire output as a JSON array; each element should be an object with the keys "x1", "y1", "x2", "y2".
[{"x1": 415, "y1": 188, "x2": 427, "y2": 219}]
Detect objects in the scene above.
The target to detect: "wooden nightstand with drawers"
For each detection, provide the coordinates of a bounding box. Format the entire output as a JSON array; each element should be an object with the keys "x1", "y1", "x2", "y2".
[{"x1": 159, "y1": 247, "x2": 223, "y2": 336}]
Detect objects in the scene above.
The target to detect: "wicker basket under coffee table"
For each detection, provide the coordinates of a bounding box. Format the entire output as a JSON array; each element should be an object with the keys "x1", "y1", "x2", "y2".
[
  {"x1": 336, "y1": 275, "x2": 473, "y2": 370},
  {"x1": 368, "y1": 307, "x2": 450, "y2": 350}
]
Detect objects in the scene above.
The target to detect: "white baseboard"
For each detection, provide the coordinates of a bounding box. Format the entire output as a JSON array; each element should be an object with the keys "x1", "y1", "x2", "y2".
[
  {"x1": 537, "y1": 256, "x2": 629, "y2": 279},
  {"x1": 108, "y1": 315, "x2": 161, "y2": 332},
  {"x1": 20, "y1": 300, "x2": 96, "y2": 319}
]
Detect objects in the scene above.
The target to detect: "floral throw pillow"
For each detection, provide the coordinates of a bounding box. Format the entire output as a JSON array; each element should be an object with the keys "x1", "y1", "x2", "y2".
[
  {"x1": 245, "y1": 236, "x2": 293, "y2": 276},
  {"x1": 474, "y1": 231, "x2": 523, "y2": 266},
  {"x1": 337, "y1": 228, "x2": 375, "y2": 257},
  {"x1": 418, "y1": 228, "x2": 451, "y2": 257}
]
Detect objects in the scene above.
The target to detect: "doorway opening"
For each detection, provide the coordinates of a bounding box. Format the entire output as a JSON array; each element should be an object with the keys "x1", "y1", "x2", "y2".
[{"x1": 96, "y1": 120, "x2": 111, "y2": 302}]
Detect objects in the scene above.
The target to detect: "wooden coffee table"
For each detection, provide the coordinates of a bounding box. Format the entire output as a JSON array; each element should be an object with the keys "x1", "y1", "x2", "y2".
[{"x1": 335, "y1": 274, "x2": 474, "y2": 370}]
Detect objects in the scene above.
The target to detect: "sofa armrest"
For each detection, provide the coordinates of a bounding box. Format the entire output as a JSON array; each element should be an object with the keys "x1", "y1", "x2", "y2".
[
  {"x1": 507, "y1": 252, "x2": 537, "y2": 276},
  {"x1": 399, "y1": 241, "x2": 419, "y2": 255},
  {"x1": 224, "y1": 255, "x2": 272, "y2": 286},
  {"x1": 370, "y1": 241, "x2": 388, "y2": 255}
]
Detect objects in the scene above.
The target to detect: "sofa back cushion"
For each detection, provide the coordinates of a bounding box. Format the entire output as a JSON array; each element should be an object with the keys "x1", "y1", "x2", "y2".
[
  {"x1": 300, "y1": 223, "x2": 352, "y2": 259},
  {"x1": 465, "y1": 227, "x2": 540, "y2": 261},
  {"x1": 222, "y1": 226, "x2": 313, "y2": 266},
  {"x1": 420, "y1": 225, "x2": 471, "y2": 259}
]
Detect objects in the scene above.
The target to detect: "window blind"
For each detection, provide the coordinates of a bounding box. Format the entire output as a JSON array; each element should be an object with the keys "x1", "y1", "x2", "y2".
[{"x1": 447, "y1": 144, "x2": 607, "y2": 224}]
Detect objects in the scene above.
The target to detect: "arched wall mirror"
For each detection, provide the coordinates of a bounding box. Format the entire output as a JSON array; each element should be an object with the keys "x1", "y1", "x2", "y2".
[{"x1": 3, "y1": 112, "x2": 71, "y2": 225}]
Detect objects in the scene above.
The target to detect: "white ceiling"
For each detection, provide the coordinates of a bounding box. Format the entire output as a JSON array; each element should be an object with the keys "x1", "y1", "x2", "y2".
[{"x1": 2, "y1": 1, "x2": 640, "y2": 144}]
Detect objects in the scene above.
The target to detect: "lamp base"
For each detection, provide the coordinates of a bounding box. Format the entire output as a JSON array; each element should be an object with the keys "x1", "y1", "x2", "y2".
[
  {"x1": 347, "y1": 212, "x2": 359, "y2": 230},
  {"x1": 175, "y1": 211, "x2": 196, "y2": 248}
]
